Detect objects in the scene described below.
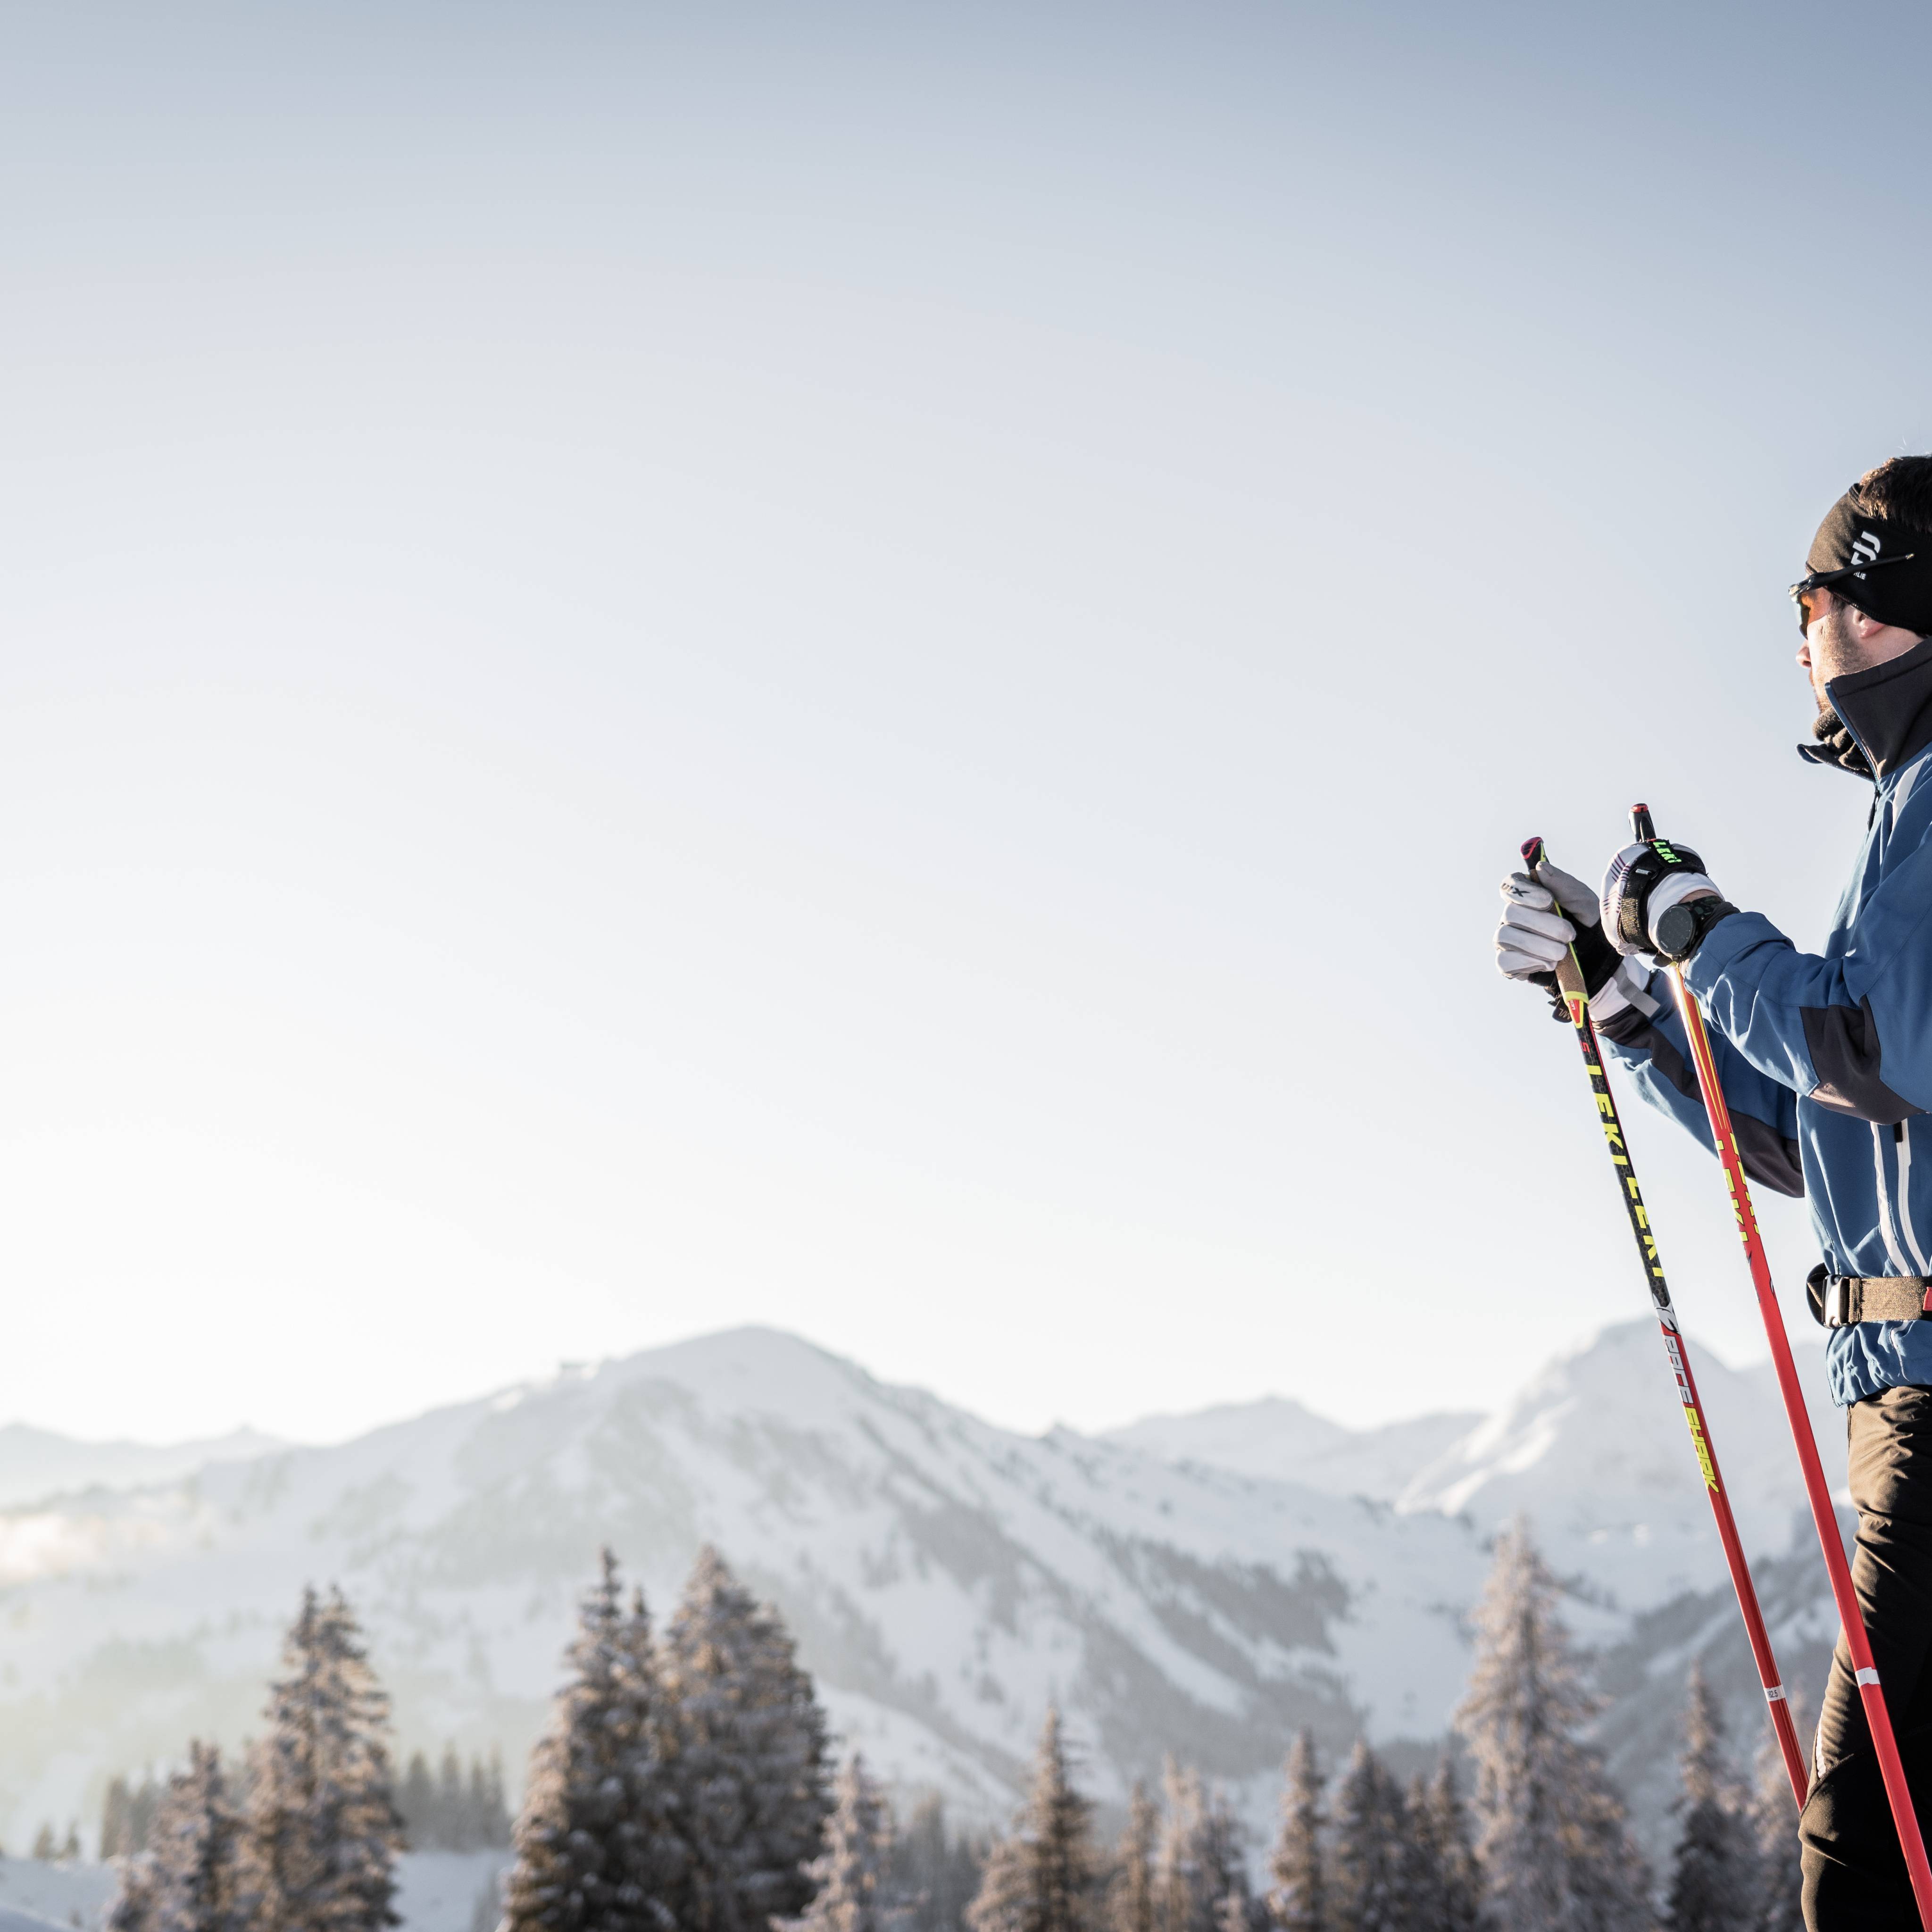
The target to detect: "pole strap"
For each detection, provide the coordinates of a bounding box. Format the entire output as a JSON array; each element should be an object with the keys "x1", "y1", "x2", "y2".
[{"x1": 1806, "y1": 1264, "x2": 1932, "y2": 1327}]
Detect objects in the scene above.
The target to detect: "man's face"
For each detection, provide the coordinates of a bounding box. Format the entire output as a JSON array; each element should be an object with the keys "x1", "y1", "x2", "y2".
[{"x1": 1798, "y1": 588, "x2": 1924, "y2": 712}]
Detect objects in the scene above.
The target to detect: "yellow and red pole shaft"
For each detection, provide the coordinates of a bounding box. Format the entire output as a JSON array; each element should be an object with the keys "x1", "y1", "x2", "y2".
[
  {"x1": 1523, "y1": 835, "x2": 1807, "y2": 1807},
  {"x1": 1632, "y1": 801, "x2": 1932, "y2": 1922}
]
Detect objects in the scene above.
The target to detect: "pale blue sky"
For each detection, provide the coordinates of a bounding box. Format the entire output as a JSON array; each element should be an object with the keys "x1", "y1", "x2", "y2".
[{"x1": 0, "y1": 1, "x2": 1924, "y2": 1441}]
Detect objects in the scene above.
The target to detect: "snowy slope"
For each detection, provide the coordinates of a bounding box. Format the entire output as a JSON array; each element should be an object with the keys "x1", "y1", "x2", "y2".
[
  {"x1": 1107, "y1": 1399, "x2": 1479, "y2": 1503},
  {"x1": 0, "y1": 1853, "x2": 507, "y2": 1932},
  {"x1": 0, "y1": 1425, "x2": 283, "y2": 1511},
  {"x1": 0, "y1": 1329, "x2": 1485, "y2": 1856},
  {"x1": 0, "y1": 1321, "x2": 1846, "y2": 1867},
  {"x1": 1396, "y1": 1321, "x2": 1839, "y2": 1608}
]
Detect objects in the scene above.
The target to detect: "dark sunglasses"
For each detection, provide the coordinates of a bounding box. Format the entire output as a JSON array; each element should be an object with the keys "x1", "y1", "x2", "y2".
[{"x1": 1790, "y1": 554, "x2": 1917, "y2": 634}]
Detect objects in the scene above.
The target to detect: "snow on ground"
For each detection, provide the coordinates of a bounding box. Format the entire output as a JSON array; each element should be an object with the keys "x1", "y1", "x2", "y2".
[
  {"x1": 393, "y1": 1852, "x2": 511, "y2": 1932},
  {"x1": 0, "y1": 1856, "x2": 508, "y2": 1932},
  {"x1": 0, "y1": 1863, "x2": 113, "y2": 1931}
]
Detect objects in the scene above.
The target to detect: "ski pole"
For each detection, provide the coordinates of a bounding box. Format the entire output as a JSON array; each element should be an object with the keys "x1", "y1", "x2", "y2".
[
  {"x1": 1521, "y1": 836, "x2": 1808, "y2": 1808},
  {"x1": 1631, "y1": 800, "x2": 1932, "y2": 1922}
]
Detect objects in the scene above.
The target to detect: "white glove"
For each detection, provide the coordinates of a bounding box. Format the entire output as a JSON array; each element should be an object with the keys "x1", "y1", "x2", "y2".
[
  {"x1": 1495, "y1": 860, "x2": 1598, "y2": 980},
  {"x1": 1496, "y1": 859, "x2": 1660, "y2": 1021}
]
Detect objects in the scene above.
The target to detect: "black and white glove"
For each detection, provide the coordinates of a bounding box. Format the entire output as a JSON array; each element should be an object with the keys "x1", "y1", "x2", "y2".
[
  {"x1": 1496, "y1": 858, "x2": 1658, "y2": 1020},
  {"x1": 1599, "y1": 834, "x2": 1738, "y2": 963}
]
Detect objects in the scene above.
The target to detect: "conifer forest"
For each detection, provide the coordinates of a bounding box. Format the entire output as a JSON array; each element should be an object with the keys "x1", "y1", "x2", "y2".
[{"x1": 75, "y1": 1527, "x2": 1809, "y2": 1932}]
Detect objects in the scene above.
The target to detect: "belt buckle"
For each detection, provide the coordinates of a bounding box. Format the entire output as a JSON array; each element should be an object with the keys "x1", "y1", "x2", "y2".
[{"x1": 1831, "y1": 1274, "x2": 1852, "y2": 1326}]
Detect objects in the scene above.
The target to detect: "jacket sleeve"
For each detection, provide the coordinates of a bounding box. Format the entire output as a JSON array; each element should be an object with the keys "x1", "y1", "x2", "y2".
[
  {"x1": 1596, "y1": 968, "x2": 1806, "y2": 1197},
  {"x1": 1684, "y1": 823, "x2": 1932, "y2": 1129}
]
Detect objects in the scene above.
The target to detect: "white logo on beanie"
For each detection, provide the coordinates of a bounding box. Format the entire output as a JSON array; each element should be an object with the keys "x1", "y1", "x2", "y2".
[{"x1": 1853, "y1": 528, "x2": 1883, "y2": 575}]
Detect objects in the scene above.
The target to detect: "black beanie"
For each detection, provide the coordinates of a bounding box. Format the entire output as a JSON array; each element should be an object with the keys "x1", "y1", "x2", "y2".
[{"x1": 1807, "y1": 490, "x2": 1932, "y2": 633}]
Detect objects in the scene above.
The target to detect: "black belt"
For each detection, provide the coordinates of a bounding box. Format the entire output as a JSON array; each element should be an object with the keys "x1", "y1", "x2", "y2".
[{"x1": 1807, "y1": 1263, "x2": 1932, "y2": 1327}]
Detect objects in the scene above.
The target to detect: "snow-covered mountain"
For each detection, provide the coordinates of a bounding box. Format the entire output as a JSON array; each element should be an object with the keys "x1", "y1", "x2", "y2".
[
  {"x1": 0, "y1": 1424, "x2": 283, "y2": 1511},
  {"x1": 0, "y1": 1321, "x2": 1845, "y2": 1866},
  {"x1": 1395, "y1": 1321, "x2": 1841, "y2": 1607},
  {"x1": 1106, "y1": 1399, "x2": 1479, "y2": 1504},
  {"x1": 0, "y1": 1329, "x2": 1485, "y2": 1857}
]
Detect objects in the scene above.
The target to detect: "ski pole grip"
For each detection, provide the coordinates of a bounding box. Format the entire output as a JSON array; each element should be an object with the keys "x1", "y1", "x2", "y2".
[
  {"x1": 1631, "y1": 802, "x2": 1656, "y2": 842},
  {"x1": 1520, "y1": 836, "x2": 1547, "y2": 872}
]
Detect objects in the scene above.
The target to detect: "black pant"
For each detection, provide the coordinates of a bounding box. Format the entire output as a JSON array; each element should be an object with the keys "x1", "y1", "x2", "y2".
[{"x1": 1801, "y1": 1384, "x2": 1932, "y2": 1928}]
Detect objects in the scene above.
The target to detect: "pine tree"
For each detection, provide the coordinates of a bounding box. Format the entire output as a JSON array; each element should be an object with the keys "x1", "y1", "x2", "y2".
[
  {"x1": 1265, "y1": 1734, "x2": 1324, "y2": 1932},
  {"x1": 1403, "y1": 1762, "x2": 1478, "y2": 1932},
  {"x1": 105, "y1": 1779, "x2": 136, "y2": 1863},
  {"x1": 891, "y1": 1797, "x2": 987, "y2": 1932},
  {"x1": 1153, "y1": 1763, "x2": 1248, "y2": 1932},
  {"x1": 966, "y1": 1709, "x2": 1099, "y2": 1932},
  {"x1": 238, "y1": 1585, "x2": 404, "y2": 1932},
  {"x1": 503, "y1": 1552, "x2": 686, "y2": 1932},
  {"x1": 107, "y1": 1743, "x2": 244, "y2": 1932},
  {"x1": 441, "y1": 1747, "x2": 467, "y2": 1848},
  {"x1": 106, "y1": 1776, "x2": 164, "y2": 1859},
  {"x1": 776, "y1": 1755, "x2": 901, "y2": 1932},
  {"x1": 1107, "y1": 1785, "x2": 1157, "y2": 1932},
  {"x1": 1664, "y1": 1664, "x2": 1753, "y2": 1932},
  {"x1": 483, "y1": 1750, "x2": 512, "y2": 1848},
  {"x1": 1747, "y1": 1696, "x2": 1806, "y2": 1932},
  {"x1": 662, "y1": 1545, "x2": 833, "y2": 1932},
  {"x1": 1399, "y1": 1775, "x2": 1442, "y2": 1932},
  {"x1": 31, "y1": 1825, "x2": 56, "y2": 1862},
  {"x1": 1328, "y1": 1742, "x2": 1407, "y2": 1932},
  {"x1": 1455, "y1": 1519, "x2": 1650, "y2": 1932},
  {"x1": 399, "y1": 1755, "x2": 437, "y2": 1852}
]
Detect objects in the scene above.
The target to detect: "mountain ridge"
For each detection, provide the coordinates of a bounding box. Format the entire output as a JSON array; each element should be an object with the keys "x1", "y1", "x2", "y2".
[{"x1": 0, "y1": 1319, "x2": 1845, "y2": 1867}]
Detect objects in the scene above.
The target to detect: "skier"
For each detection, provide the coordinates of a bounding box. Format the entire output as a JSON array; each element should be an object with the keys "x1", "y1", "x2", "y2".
[{"x1": 1493, "y1": 455, "x2": 1932, "y2": 1931}]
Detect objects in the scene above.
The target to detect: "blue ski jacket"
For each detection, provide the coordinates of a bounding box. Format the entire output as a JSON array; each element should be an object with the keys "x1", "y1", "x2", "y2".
[{"x1": 1599, "y1": 638, "x2": 1932, "y2": 1407}]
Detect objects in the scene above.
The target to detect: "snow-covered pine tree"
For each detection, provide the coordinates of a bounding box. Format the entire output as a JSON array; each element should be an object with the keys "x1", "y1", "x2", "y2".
[
  {"x1": 1200, "y1": 1782, "x2": 1249, "y2": 1932},
  {"x1": 238, "y1": 1586, "x2": 403, "y2": 1932},
  {"x1": 1401, "y1": 1761, "x2": 1478, "y2": 1932},
  {"x1": 440, "y1": 1748, "x2": 467, "y2": 1847},
  {"x1": 1265, "y1": 1733, "x2": 1324, "y2": 1932},
  {"x1": 503, "y1": 1551, "x2": 685, "y2": 1932},
  {"x1": 475, "y1": 1752, "x2": 512, "y2": 1848},
  {"x1": 1398, "y1": 1775, "x2": 1442, "y2": 1932},
  {"x1": 891, "y1": 1797, "x2": 987, "y2": 1932},
  {"x1": 1152, "y1": 1762, "x2": 1249, "y2": 1932},
  {"x1": 1327, "y1": 1741, "x2": 1407, "y2": 1932},
  {"x1": 104, "y1": 1778, "x2": 139, "y2": 1861},
  {"x1": 1154, "y1": 1764, "x2": 1203, "y2": 1932},
  {"x1": 1664, "y1": 1663, "x2": 1754, "y2": 1932},
  {"x1": 1454, "y1": 1519, "x2": 1650, "y2": 1932},
  {"x1": 1747, "y1": 1693, "x2": 1806, "y2": 1932},
  {"x1": 1153, "y1": 1762, "x2": 1201, "y2": 1932},
  {"x1": 775, "y1": 1755, "x2": 902, "y2": 1932},
  {"x1": 107, "y1": 1742, "x2": 245, "y2": 1932},
  {"x1": 399, "y1": 1755, "x2": 437, "y2": 1850},
  {"x1": 965, "y1": 1709, "x2": 1099, "y2": 1932},
  {"x1": 662, "y1": 1545, "x2": 833, "y2": 1932},
  {"x1": 1108, "y1": 1785, "x2": 1157, "y2": 1932}
]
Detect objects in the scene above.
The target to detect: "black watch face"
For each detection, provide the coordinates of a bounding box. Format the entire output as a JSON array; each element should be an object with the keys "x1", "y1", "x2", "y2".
[{"x1": 1655, "y1": 902, "x2": 1697, "y2": 958}]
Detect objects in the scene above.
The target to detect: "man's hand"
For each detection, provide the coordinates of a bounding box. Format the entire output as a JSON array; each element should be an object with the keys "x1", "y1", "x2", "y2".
[
  {"x1": 1496, "y1": 858, "x2": 1643, "y2": 1009},
  {"x1": 1498, "y1": 858, "x2": 1661, "y2": 1020},
  {"x1": 1600, "y1": 835, "x2": 1737, "y2": 962}
]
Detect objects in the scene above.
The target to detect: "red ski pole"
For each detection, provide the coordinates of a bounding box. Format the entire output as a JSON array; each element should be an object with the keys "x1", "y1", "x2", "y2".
[
  {"x1": 1521, "y1": 836, "x2": 1807, "y2": 1807},
  {"x1": 1632, "y1": 801, "x2": 1932, "y2": 1922}
]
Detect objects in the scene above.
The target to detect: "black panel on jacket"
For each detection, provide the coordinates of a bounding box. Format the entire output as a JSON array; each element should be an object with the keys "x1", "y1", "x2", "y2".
[
  {"x1": 1598, "y1": 1005, "x2": 1805, "y2": 1197},
  {"x1": 1803, "y1": 997, "x2": 1923, "y2": 1124},
  {"x1": 1732, "y1": 1115, "x2": 1807, "y2": 1199}
]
